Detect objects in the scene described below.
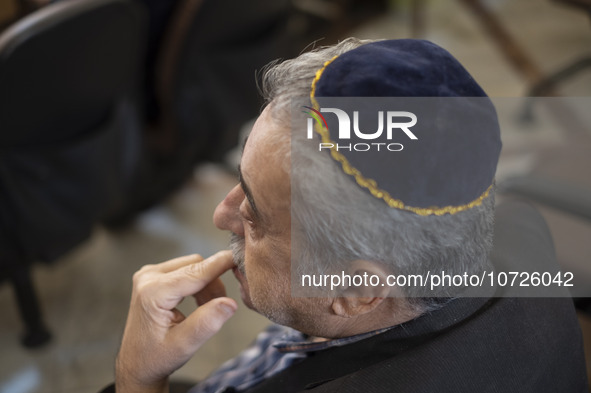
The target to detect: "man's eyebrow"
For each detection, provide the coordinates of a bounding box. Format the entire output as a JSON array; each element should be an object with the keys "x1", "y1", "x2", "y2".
[{"x1": 237, "y1": 164, "x2": 261, "y2": 220}]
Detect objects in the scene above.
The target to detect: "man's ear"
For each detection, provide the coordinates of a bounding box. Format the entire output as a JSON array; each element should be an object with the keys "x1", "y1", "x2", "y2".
[{"x1": 331, "y1": 260, "x2": 392, "y2": 318}]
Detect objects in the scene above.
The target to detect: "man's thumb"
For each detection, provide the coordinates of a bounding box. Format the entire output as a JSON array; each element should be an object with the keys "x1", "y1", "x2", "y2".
[{"x1": 173, "y1": 297, "x2": 237, "y2": 354}]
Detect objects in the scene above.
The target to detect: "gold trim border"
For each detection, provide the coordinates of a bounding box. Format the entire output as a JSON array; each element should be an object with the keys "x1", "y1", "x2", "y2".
[{"x1": 309, "y1": 55, "x2": 493, "y2": 216}]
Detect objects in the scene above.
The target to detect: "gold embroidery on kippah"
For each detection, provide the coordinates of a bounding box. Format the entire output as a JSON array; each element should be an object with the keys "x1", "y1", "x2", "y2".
[{"x1": 309, "y1": 53, "x2": 493, "y2": 216}]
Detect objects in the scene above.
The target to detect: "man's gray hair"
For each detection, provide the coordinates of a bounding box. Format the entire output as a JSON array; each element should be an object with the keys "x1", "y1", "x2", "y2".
[{"x1": 260, "y1": 38, "x2": 496, "y2": 312}]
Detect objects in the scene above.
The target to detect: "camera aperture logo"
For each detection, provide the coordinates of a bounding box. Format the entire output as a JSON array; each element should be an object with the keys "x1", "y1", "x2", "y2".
[{"x1": 302, "y1": 106, "x2": 418, "y2": 152}]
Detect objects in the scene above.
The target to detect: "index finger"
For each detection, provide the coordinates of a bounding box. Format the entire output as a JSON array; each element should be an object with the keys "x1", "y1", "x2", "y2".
[
  {"x1": 156, "y1": 253, "x2": 205, "y2": 273},
  {"x1": 157, "y1": 250, "x2": 235, "y2": 304}
]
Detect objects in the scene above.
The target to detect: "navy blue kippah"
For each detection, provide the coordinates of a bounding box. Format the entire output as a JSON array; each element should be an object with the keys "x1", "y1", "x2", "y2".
[
  {"x1": 309, "y1": 39, "x2": 502, "y2": 215},
  {"x1": 314, "y1": 39, "x2": 489, "y2": 98}
]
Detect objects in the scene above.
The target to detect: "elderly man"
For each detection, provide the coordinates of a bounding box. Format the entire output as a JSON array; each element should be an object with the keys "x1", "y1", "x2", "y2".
[{"x1": 113, "y1": 38, "x2": 588, "y2": 393}]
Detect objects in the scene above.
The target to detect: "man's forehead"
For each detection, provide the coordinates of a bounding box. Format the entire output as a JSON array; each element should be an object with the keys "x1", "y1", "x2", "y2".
[
  {"x1": 240, "y1": 107, "x2": 277, "y2": 168},
  {"x1": 245, "y1": 107, "x2": 272, "y2": 145}
]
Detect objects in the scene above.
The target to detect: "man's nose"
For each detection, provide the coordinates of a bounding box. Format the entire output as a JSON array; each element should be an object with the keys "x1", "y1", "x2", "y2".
[{"x1": 213, "y1": 184, "x2": 245, "y2": 236}]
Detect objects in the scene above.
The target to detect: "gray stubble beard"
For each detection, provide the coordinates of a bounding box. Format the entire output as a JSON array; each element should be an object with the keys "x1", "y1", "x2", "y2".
[{"x1": 229, "y1": 233, "x2": 246, "y2": 276}]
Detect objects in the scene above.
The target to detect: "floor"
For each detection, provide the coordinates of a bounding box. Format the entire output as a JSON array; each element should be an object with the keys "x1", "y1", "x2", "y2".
[{"x1": 1, "y1": 0, "x2": 591, "y2": 392}]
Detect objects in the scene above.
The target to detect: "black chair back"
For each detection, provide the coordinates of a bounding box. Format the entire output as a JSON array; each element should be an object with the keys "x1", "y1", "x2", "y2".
[
  {"x1": 0, "y1": 0, "x2": 146, "y2": 346},
  {"x1": 0, "y1": 0, "x2": 145, "y2": 261}
]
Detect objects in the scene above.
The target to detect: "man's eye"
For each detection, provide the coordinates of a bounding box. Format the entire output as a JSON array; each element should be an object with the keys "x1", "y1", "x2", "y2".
[
  {"x1": 239, "y1": 204, "x2": 255, "y2": 226},
  {"x1": 241, "y1": 212, "x2": 255, "y2": 226}
]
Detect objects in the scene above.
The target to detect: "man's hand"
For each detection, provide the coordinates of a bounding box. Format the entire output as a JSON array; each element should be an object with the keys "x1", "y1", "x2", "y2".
[{"x1": 115, "y1": 250, "x2": 238, "y2": 393}]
